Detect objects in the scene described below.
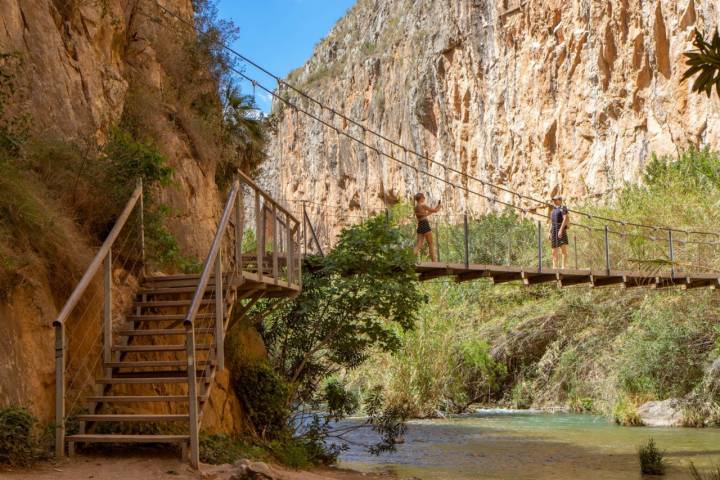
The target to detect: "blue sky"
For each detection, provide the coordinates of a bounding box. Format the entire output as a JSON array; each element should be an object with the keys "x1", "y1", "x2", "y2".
[{"x1": 217, "y1": 0, "x2": 357, "y2": 112}]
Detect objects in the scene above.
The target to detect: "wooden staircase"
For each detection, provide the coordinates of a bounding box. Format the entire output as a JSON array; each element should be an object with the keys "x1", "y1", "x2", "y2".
[
  {"x1": 53, "y1": 172, "x2": 302, "y2": 468},
  {"x1": 65, "y1": 274, "x2": 233, "y2": 455}
]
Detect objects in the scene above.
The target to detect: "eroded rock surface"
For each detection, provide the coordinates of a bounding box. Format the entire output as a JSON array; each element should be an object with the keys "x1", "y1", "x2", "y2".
[{"x1": 265, "y1": 0, "x2": 720, "y2": 245}]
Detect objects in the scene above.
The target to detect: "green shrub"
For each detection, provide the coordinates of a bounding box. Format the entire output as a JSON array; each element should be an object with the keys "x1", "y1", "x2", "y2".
[
  {"x1": 638, "y1": 438, "x2": 665, "y2": 475},
  {"x1": 232, "y1": 363, "x2": 290, "y2": 440},
  {"x1": 613, "y1": 395, "x2": 643, "y2": 426},
  {"x1": 0, "y1": 406, "x2": 37, "y2": 466}
]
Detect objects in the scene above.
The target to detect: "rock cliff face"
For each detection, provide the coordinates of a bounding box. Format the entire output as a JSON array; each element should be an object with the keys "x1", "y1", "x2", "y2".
[
  {"x1": 0, "y1": 0, "x2": 240, "y2": 430},
  {"x1": 265, "y1": 0, "x2": 720, "y2": 244}
]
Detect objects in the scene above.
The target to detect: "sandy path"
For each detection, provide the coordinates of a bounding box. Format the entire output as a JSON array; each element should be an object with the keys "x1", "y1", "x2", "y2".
[{"x1": 0, "y1": 451, "x2": 394, "y2": 480}]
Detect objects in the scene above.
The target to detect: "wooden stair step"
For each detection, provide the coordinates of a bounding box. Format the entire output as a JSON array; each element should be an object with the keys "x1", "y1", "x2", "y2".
[
  {"x1": 137, "y1": 286, "x2": 217, "y2": 295},
  {"x1": 133, "y1": 300, "x2": 214, "y2": 308},
  {"x1": 105, "y1": 360, "x2": 214, "y2": 369},
  {"x1": 66, "y1": 434, "x2": 189, "y2": 444},
  {"x1": 76, "y1": 414, "x2": 189, "y2": 422},
  {"x1": 112, "y1": 344, "x2": 211, "y2": 353},
  {"x1": 96, "y1": 377, "x2": 188, "y2": 385},
  {"x1": 126, "y1": 314, "x2": 214, "y2": 322},
  {"x1": 117, "y1": 328, "x2": 215, "y2": 337},
  {"x1": 86, "y1": 395, "x2": 192, "y2": 403},
  {"x1": 113, "y1": 369, "x2": 209, "y2": 379}
]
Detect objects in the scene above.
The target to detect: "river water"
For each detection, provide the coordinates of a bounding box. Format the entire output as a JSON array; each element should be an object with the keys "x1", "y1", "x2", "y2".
[{"x1": 337, "y1": 410, "x2": 720, "y2": 479}]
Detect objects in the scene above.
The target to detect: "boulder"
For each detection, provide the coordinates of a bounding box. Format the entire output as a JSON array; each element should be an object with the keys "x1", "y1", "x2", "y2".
[{"x1": 637, "y1": 399, "x2": 684, "y2": 427}]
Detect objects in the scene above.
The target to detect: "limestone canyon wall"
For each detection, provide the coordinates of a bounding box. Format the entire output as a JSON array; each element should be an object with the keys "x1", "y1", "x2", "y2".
[
  {"x1": 0, "y1": 0, "x2": 241, "y2": 430},
  {"x1": 265, "y1": 0, "x2": 720, "y2": 246}
]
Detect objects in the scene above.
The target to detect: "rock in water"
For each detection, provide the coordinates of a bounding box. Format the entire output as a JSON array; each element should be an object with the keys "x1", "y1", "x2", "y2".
[{"x1": 637, "y1": 399, "x2": 684, "y2": 427}]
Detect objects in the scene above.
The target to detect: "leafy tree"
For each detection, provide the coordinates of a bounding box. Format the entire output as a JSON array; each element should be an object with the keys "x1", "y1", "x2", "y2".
[
  {"x1": 216, "y1": 86, "x2": 267, "y2": 186},
  {"x1": 261, "y1": 214, "x2": 423, "y2": 403},
  {"x1": 683, "y1": 29, "x2": 720, "y2": 98}
]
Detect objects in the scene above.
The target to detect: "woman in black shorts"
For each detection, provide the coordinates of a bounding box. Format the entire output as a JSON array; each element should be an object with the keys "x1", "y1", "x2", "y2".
[
  {"x1": 413, "y1": 192, "x2": 441, "y2": 262},
  {"x1": 549, "y1": 194, "x2": 570, "y2": 269}
]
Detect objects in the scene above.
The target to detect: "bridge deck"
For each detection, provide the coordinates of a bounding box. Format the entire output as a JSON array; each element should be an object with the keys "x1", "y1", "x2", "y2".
[{"x1": 415, "y1": 262, "x2": 720, "y2": 290}]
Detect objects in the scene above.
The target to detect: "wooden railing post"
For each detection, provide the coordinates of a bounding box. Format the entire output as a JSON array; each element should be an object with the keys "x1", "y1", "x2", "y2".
[
  {"x1": 215, "y1": 250, "x2": 224, "y2": 370},
  {"x1": 302, "y1": 202, "x2": 308, "y2": 256},
  {"x1": 272, "y1": 205, "x2": 279, "y2": 283},
  {"x1": 54, "y1": 323, "x2": 65, "y2": 458},
  {"x1": 285, "y1": 213, "x2": 292, "y2": 284},
  {"x1": 255, "y1": 191, "x2": 263, "y2": 281},
  {"x1": 235, "y1": 190, "x2": 243, "y2": 274},
  {"x1": 103, "y1": 250, "x2": 112, "y2": 376},
  {"x1": 185, "y1": 324, "x2": 199, "y2": 468}
]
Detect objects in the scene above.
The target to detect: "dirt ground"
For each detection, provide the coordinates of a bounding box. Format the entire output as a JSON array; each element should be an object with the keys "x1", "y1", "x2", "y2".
[{"x1": 0, "y1": 451, "x2": 394, "y2": 480}]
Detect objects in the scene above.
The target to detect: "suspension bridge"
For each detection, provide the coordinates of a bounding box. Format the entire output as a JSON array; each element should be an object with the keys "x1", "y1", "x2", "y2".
[{"x1": 47, "y1": 1, "x2": 720, "y2": 471}]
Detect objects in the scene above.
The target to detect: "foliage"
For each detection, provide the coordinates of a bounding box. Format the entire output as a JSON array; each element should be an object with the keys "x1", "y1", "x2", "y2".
[
  {"x1": 216, "y1": 86, "x2": 266, "y2": 187},
  {"x1": 638, "y1": 438, "x2": 665, "y2": 475},
  {"x1": 0, "y1": 406, "x2": 39, "y2": 466},
  {"x1": 232, "y1": 362, "x2": 290, "y2": 440},
  {"x1": 261, "y1": 214, "x2": 423, "y2": 405},
  {"x1": 683, "y1": 29, "x2": 720, "y2": 98},
  {"x1": 613, "y1": 395, "x2": 643, "y2": 426},
  {"x1": 616, "y1": 297, "x2": 710, "y2": 399}
]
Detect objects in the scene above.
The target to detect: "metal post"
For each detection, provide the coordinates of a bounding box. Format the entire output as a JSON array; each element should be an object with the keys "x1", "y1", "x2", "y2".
[
  {"x1": 574, "y1": 235, "x2": 578, "y2": 270},
  {"x1": 103, "y1": 250, "x2": 112, "y2": 374},
  {"x1": 669, "y1": 229, "x2": 675, "y2": 279},
  {"x1": 214, "y1": 250, "x2": 224, "y2": 370},
  {"x1": 138, "y1": 178, "x2": 145, "y2": 277},
  {"x1": 604, "y1": 225, "x2": 611, "y2": 275},
  {"x1": 463, "y1": 213, "x2": 469, "y2": 268},
  {"x1": 435, "y1": 224, "x2": 441, "y2": 262},
  {"x1": 185, "y1": 324, "x2": 199, "y2": 468},
  {"x1": 255, "y1": 191, "x2": 263, "y2": 281},
  {"x1": 385, "y1": 207, "x2": 390, "y2": 226},
  {"x1": 537, "y1": 220, "x2": 542, "y2": 272},
  {"x1": 54, "y1": 323, "x2": 65, "y2": 458}
]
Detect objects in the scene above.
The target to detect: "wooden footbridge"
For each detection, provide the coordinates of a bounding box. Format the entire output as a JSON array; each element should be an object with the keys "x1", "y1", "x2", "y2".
[{"x1": 415, "y1": 262, "x2": 720, "y2": 290}]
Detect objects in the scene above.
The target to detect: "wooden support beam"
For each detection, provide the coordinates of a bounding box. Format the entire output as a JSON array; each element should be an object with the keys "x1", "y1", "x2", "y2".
[
  {"x1": 522, "y1": 271, "x2": 558, "y2": 286},
  {"x1": 556, "y1": 274, "x2": 592, "y2": 287},
  {"x1": 490, "y1": 272, "x2": 523, "y2": 284},
  {"x1": 455, "y1": 271, "x2": 489, "y2": 283},
  {"x1": 591, "y1": 274, "x2": 625, "y2": 287}
]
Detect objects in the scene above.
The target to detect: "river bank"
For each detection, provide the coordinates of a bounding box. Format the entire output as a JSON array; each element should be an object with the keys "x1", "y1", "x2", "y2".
[{"x1": 0, "y1": 451, "x2": 395, "y2": 480}]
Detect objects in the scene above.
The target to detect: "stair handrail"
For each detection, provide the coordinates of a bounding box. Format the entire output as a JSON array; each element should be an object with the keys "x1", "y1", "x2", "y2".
[
  {"x1": 183, "y1": 179, "x2": 240, "y2": 469},
  {"x1": 183, "y1": 173, "x2": 302, "y2": 468},
  {"x1": 52, "y1": 179, "x2": 145, "y2": 458}
]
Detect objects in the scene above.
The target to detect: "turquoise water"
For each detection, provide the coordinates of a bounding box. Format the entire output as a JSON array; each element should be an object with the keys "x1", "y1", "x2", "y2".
[{"x1": 337, "y1": 410, "x2": 720, "y2": 479}]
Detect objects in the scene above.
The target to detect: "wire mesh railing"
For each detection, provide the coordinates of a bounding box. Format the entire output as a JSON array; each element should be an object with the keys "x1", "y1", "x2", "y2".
[{"x1": 53, "y1": 180, "x2": 146, "y2": 458}]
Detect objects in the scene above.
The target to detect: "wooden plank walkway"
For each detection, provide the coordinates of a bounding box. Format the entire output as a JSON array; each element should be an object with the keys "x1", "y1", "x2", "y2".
[{"x1": 415, "y1": 262, "x2": 720, "y2": 290}]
